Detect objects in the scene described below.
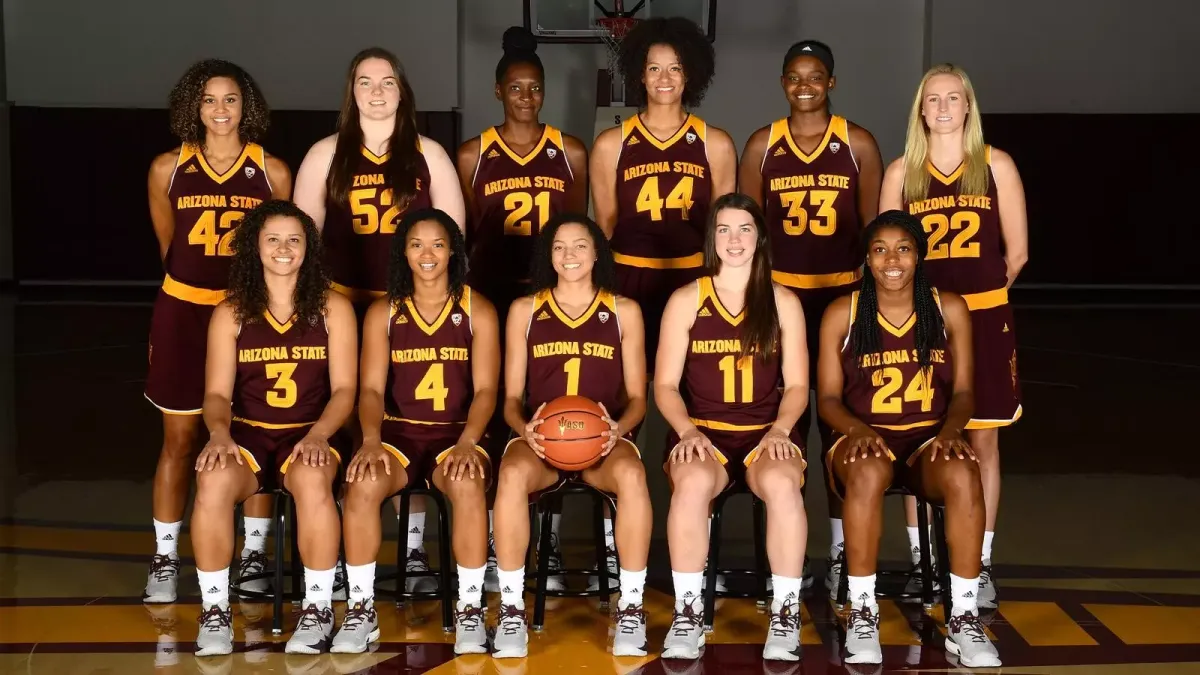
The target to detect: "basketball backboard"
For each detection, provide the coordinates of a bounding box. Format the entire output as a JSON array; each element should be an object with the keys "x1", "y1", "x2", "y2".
[{"x1": 524, "y1": 0, "x2": 717, "y2": 44}]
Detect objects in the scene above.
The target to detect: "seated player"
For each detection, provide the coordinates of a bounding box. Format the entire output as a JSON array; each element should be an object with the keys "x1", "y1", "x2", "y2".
[
  {"x1": 190, "y1": 200, "x2": 357, "y2": 656},
  {"x1": 491, "y1": 214, "x2": 651, "y2": 659},
  {"x1": 654, "y1": 194, "x2": 810, "y2": 661},
  {"x1": 330, "y1": 208, "x2": 500, "y2": 655},
  {"x1": 816, "y1": 210, "x2": 1000, "y2": 668}
]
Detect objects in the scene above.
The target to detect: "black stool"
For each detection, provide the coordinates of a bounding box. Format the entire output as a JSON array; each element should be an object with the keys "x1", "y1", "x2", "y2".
[
  {"x1": 229, "y1": 490, "x2": 303, "y2": 635},
  {"x1": 380, "y1": 486, "x2": 455, "y2": 632},
  {"x1": 528, "y1": 481, "x2": 619, "y2": 631},
  {"x1": 834, "y1": 486, "x2": 952, "y2": 619},
  {"x1": 702, "y1": 482, "x2": 769, "y2": 632}
]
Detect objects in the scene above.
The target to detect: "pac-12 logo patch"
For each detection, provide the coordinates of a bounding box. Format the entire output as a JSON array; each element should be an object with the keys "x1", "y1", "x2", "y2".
[
  {"x1": 451, "y1": 313, "x2": 463, "y2": 326},
  {"x1": 598, "y1": 311, "x2": 610, "y2": 323},
  {"x1": 686, "y1": 132, "x2": 697, "y2": 144},
  {"x1": 829, "y1": 142, "x2": 841, "y2": 154},
  {"x1": 547, "y1": 148, "x2": 557, "y2": 159},
  {"x1": 245, "y1": 166, "x2": 256, "y2": 178}
]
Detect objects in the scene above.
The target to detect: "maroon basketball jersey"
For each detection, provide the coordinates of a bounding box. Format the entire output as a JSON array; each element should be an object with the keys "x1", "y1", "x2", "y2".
[
  {"x1": 385, "y1": 286, "x2": 475, "y2": 424},
  {"x1": 840, "y1": 290, "x2": 954, "y2": 431},
  {"x1": 611, "y1": 114, "x2": 712, "y2": 267},
  {"x1": 683, "y1": 277, "x2": 782, "y2": 431},
  {"x1": 323, "y1": 145, "x2": 434, "y2": 299},
  {"x1": 165, "y1": 144, "x2": 273, "y2": 298},
  {"x1": 904, "y1": 147, "x2": 1007, "y2": 299},
  {"x1": 760, "y1": 116, "x2": 863, "y2": 288},
  {"x1": 468, "y1": 125, "x2": 574, "y2": 288},
  {"x1": 525, "y1": 289, "x2": 624, "y2": 415},
  {"x1": 232, "y1": 312, "x2": 331, "y2": 427}
]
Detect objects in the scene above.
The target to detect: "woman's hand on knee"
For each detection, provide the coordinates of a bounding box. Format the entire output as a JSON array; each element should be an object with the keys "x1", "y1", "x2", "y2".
[
  {"x1": 290, "y1": 432, "x2": 332, "y2": 468},
  {"x1": 196, "y1": 431, "x2": 242, "y2": 472},
  {"x1": 669, "y1": 427, "x2": 718, "y2": 464},
  {"x1": 346, "y1": 440, "x2": 391, "y2": 483},
  {"x1": 930, "y1": 428, "x2": 976, "y2": 462},
  {"x1": 844, "y1": 426, "x2": 892, "y2": 463},
  {"x1": 755, "y1": 426, "x2": 797, "y2": 462},
  {"x1": 440, "y1": 439, "x2": 486, "y2": 482}
]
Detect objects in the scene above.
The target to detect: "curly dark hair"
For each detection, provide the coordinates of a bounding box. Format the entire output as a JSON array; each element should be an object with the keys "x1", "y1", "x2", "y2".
[
  {"x1": 168, "y1": 59, "x2": 270, "y2": 146},
  {"x1": 227, "y1": 200, "x2": 330, "y2": 329},
  {"x1": 530, "y1": 213, "x2": 617, "y2": 293},
  {"x1": 618, "y1": 17, "x2": 715, "y2": 108},
  {"x1": 387, "y1": 208, "x2": 468, "y2": 304}
]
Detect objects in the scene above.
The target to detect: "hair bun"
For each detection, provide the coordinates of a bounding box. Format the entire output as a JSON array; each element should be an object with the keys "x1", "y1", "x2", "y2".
[{"x1": 502, "y1": 26, "x2": 538, "y2": 56}]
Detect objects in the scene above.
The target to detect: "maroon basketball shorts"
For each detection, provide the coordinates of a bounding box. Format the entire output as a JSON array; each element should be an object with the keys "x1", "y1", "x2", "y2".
[
  {"x1": 145, "y1": 289, "x2": 218, "y2": 414},
  {"x1": 502, "y1": 432, "x2": 640, "y2": 503},
  {"x1": 824, "y1": 425, "x2": 939, "y2": 500},
  {"x1": 965, "y1": 301, "x2": 1022, "y2": 430},
  {"x1": 615, "y1": 262, "x2": 704, "y2": 369},
  {"x1": 380, "y1": 417, "x2": 489, "y2": 487},
  {"x1": 229, "y1": 419, "x2": 344, "y2": 490},
  {"x1": 665, "y1": 425, "x2": 807, "y2": 488}
]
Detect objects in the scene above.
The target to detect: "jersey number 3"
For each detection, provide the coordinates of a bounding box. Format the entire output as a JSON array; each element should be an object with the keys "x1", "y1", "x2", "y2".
[{"x1": 266, "y1": 363, "x2": 298, "y2": 408}]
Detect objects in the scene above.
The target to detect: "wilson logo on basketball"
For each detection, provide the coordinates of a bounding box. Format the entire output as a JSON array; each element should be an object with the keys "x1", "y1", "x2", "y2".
[{"x1": 557, "y1": 416, "x2": 586, "y2": 434}]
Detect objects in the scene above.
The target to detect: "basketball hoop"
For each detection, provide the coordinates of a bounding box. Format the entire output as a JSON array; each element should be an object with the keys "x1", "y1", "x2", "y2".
[{"x1": 597, "y1": 16, "x2": 639, "y2": 104}]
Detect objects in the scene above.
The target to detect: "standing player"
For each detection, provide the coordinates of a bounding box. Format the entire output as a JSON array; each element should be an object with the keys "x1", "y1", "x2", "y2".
[
  {"x1": 654, "y1": 194, "x2": 809, "y2": 661},
  {"x1": 815, "y1": 210, "x2": 1000, "y2": 668},
  {"x1": 490, "y1": 214, "x2": 652, "y2": 659},
  {"x1": 738, "y1": 40, "x2": 883, "y2": 594},
  {"x1": 144, "y1": 59, "x2": 291, "y2": 604},
  {"x1": 880, "y1": 64, "x2": 1028, "y2": 608},
  {"x1": 294, "y1": 47, "x2": 466, "y2": 586},
  {"x1": 591, "y1": 17, "x2": 738, "y2": 370},
  {"x1": 456, "y1": 26, "x2": 589, "y2": 591},
  {"x1": 331, "y1": 209, "x2": 499, "y2": 655},
  {"x1": 190, "y1": 201, "x2": 357, "y2": 656}
]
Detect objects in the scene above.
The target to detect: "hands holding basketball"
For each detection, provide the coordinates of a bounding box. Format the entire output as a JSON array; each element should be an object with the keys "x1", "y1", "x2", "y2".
[
  {"x1": 523, "y1": 402, "x2": 548, "y2": 458},
  {"x1": 597, "y1": 402, "x2": 621, "y2": 457},
  {"x1": 669, "y1": 426, "x2": 719, "y2": 464}
]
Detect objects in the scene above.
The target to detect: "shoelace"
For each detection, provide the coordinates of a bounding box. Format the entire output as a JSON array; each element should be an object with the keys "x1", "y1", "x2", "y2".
[
  {"x1": 341, "y1": 601, "x2": 374, "y2": 630},
  {"x1": 198, "y1": 605, "x2": 231, "y2": 633},
  {"x1": 295, "y1": 604, "x2": 332, "y2": 631},
  {"x1": 238, "y1": 551, "x2": 267, "y2": 578},
  {"x1": 498, "y1": 604, "x2": 526, "y2": 636},
  {"x1": 149, "y1": 554, "x2": 180, "y2": 583},
  {"x1": 979, "y1": 564, "x2": 993, "y2": 588},
  {"x1": 614, "y1": 603, "x2": 646, "y2": 634},
  {"x1": 456, "y1": 604, "x2": 484, "y2": 631},
  {"x1": 769, "y1": 603, "x2": 800, "y2": 636},
  {"x1": 406, "y1": 549, "x2": 431, "y2": 571},
  {"x1": 847, "y1": 605, "x2": 880, "y2": 640},
  {"x1": 669, "y1": 599, "x2": 704, "y2": 636},
  {"x1": 948, "y1": 612, "x2": 988, "y2": 643}
]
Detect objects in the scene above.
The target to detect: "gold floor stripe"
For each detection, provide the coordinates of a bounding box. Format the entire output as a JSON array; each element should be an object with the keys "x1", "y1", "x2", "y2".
[
  {"x1": 1085, "y1": 604, "x2": 1200, "y2": 645},
  {"x1": 1002, "y1": 600, "x2": 1097, "y2": 646}
]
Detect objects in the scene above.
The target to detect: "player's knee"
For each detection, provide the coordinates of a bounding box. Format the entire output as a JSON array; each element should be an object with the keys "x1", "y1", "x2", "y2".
[
  {"x1": 343, "y1": 477, "x2": 392, "y2": 512},
  {"x1": 670, "y1": 464, "x2": 717, "y2": 502},
  {"x1": 194, "y1": 467, "x2": 241, "y2": 509},
  {"x1": 611, "y1": 457, "x2": 648, "y2": 495},
  {"x1": 160, "y1": 427, "x2": 199, "y2": 460},
  {"x1": 285, "y1": 463, "x2": 334, "y2": 503},
  {"x1": 939, "y1": 457, "x2": 983, "y2": 501},
  {"x1": 755, "y1": 466, "x2": 803, "y2": 503},
  {"x1": 496, "y1": 457, "x2": 535, "y2": 495},
  {"x1": 843, "y1": 457, "x2": 891, "y2": 495},
  {"x1": 443, "y1": 473, "x2": 487, "y2": 504}
]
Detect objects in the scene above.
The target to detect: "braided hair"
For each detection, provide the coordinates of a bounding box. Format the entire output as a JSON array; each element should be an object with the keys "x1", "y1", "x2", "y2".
[{"x1": 850, "y1": 210, "x2": 945, "y2": 373}]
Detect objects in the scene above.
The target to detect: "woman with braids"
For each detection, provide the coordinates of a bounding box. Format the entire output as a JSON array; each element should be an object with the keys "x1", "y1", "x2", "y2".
[
  {"x1": 190, "y1": 200, "x2": 357, "y2": 657},
  {"x1": 590, "y1": 16, "x2": 738, "y2": 370},
  {"x1": 490, "y1": 214, "x2": 651, "y2": 660},
  {"x1": 330, "y1": 208, "x2": 500, "y2": 656},
  {"x1": 654, "y1": 194, "x2": 809, "y2": 662},
  {"x1": 455, "y1": 26, "x2": 589, "y2": 591},
  {"x1": 815, "y1": 210, "x2": 999, "y2": 668},
  {"x1": 880, "y1": 64, "x2": 1028, "y2": 608},
  {"x1": 144, "y1": 59, "x2": 291, "y2": 605}
]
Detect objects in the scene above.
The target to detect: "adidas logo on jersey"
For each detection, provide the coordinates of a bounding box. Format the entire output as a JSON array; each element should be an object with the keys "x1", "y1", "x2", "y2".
[
  {"x1": 537, "y1": 310, "x2": 550, "y2": 320},
  {"x1": 487, "y1": 149, "x2": 500, "y2": 159},
  {"x1": 627, "y1": 136, "x2": 639, "y2": 146},
  {"x1": 396, "y1": 314, "x2": 409, "y2": 324},
  {"x1": 773, "y1": 146, "x2": 786, "y2": 157},
  {"x1": 184, "y1": 165, "x2": 198, "y2": 174},
  {"x1": 1003, "y1": 323, "x2": 1010, "y2": 333},
  {"x1": 698, "y1": 306, "x2": 712, "y2": 317}
]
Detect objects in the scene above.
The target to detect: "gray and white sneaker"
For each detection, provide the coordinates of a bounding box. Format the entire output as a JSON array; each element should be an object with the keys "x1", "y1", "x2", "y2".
[
  {"x1": 332, "y1": 561, "x2": 347, "y2": 602},
  {"x1": 330, "y1": 599, "x2": 379, "y2": 654},
  {"x1": 492, "y1": 603, "x2": 529, "y2": 659},
  {"x1": 587, "y1": 546, "x2": 618, "y2": 593},
  {"x1": 404, "y1": 548, "x2": 439, "y2": 594},
  {"x1": 843, "y1": 601, "x2": 882, "y2": 664},
  {"x1": 762, "y1": 596, "x2": 803, "y2": 661},
  {"x1": 946, "y1": 611, "x2": 1001, "y2": 667},
  {"x1": 236, "y1": 550, "x2": 270, "y2": 597},
  {"x1": 977, "y1": 560, "x2": 997, "y2": 609},
  {"x1": 903, "y1": 547, "x2": 941, "y2": 597},
  {"x1": 543, "y1": 535, "x2": 567, "y2": 592},
  {"x1": 825, "y1": 549, "x2": 844, "y2": 604},
  {"x1": 661, "y1": 595, "x2": 705, "y2": 660},
  {"x1": 612, "y1": 601, "x2": 648, "y2": 657},
  {"x1": 143, "y1": 553, "x2": 180, "y2": 603},
  {"x1": 195, "y1": 603, "x2": 233, "y2": 657},
  {"x1": 453, "y1": 601, "x2": 488, "y2": 654},
  {"x1": 284, "y1": 603, "x2": 335, "y2": 655}
]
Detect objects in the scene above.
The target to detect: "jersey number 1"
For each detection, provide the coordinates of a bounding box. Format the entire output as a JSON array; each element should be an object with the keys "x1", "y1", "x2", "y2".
[
  {"x1": 637, "y1": 176, "x2": 695, "y2": 221},
  {"x1": 189, "y1": 210, "x2": 244, "y2": 257},
  {"x1": 718, "y1": 355, "x2": 753, "y2": 403},
  {"x1": 504, "y1": 191, "x2": 552, "y2": 236},
  {"x1": 416, "y1": 363, "x2": 450, "y2": 411}
]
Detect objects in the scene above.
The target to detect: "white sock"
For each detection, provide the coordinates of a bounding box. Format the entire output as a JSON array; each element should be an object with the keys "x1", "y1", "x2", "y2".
[
  {"x1": 407, "y1": 512, "x2": 426, "y2": 551},
  {"x1": 830, "y1": 518, "x2": 845, "y2": 559},
  {"x1": 243, "y1": 517, "x2": 271, "y2": 554},
  {"x1": 198, "y1": 567, "x2": 229, "y2": 607},
  {"x1": 604, "y1": 518, "x2": 615, "y2": 551},
  {"x1": 153, "y1": 519, "x2": 181, "y2": 556},
  {"x1": 619, "y1": 567, "x2": 647, "y2": 607},
  {"x1": 498, "y1": 567, "x2": 525, "y2": 608},
  {"x1": 672, "y1": 570, "x2": 704, "y2": 608},
  {"x1": 950, "y1": 573, "x2": 979, "y2": 615},
  {"x1": 345, "y1": 562, "x2": 375, "y2": 605},
  {"x1": 458, "y1": 565, "x2": 486, "y2": 606},
  {"x1": 847, "y1": 574, "x2": 877, "y2": 607},
  {"x1": 550, "y1": 513, "x2": 562, "y2": 548},
  {"x1": 303, "y1": 567, "x2": 335, "y2": 606},
  {"x1": 982, "y1": 531, "x2": 994, "y2": 562},
  {"x1": 772, "y1": 575, "x2": 802, "y2": 606}
]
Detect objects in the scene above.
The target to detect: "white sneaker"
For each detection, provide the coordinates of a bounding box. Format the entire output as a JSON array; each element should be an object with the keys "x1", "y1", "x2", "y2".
[
  {"x1": 330, "y1": 599, "x2": 379, "y2": 654},
  {"x1": 612, "y1": 600, "x2": 648, "y2": 657},
  {"x1": 661, "y1": 595, "x2": 705, "y2": 660},
  {"x1": 762, "y1": 596, "x2": 802, "y2": 661},
  {"x1": 978, "y1": 560, "x2": 997, "y2": 609},
  {"x1": 404, "y1": 548, "x2": 439, "y2": 594},
  {"x1": 284, "y1": 603, "x2": 335, "y2": 655},
  {"x1": 825, "y1": 550, "x2": 844, "y2": 603},
  {"x1": 492, "y1": 603, "x2": 529, "y2": 659},
  {"x1": 946, "y1": 610, "x2": 1001, "y2": 667},
  {"x1": 453, "y1": 601, "x2": 488, "y2": 654},
  {"x1": 195, "y1": 603, "x2": 233, "y2": 657},
  {"x1": 236, "y1": 550, "x2": 270, "y2": 597},
  {"x1": 843, "y1": 602, "x2": 882, "y2": 665},
  {"x1": 143, "y1": 553, "x2": 180, "y2": 603}
]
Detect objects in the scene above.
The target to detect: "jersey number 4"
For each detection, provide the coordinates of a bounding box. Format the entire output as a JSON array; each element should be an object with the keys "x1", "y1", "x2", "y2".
[
  {"x1": 504, "y1": 191, "x2": 552, "y2": 236},
  {"x1": 779, "y1": 190, "x2": 837, "y2": 236},
  {"x1": 637, "y1": 176, "x2": 695, "y2": 221},
  {"x1": 416, "y1": 363, "x2": 450, "y2": 411},
  {"x1": 870, "y1": 367, "x2": 934, "y2": 414},
  {"x1": 188, "y1": 210, "x2": 243, "y2": 256}
]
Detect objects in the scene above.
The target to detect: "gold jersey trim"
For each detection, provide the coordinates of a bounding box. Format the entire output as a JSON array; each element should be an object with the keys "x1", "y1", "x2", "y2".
[
  {"x1": 162, "y1": 274, "x2": 225, "y2": 306},
  {"x1": 612, "y1": 251, "x2": 704, "y2": 270}
]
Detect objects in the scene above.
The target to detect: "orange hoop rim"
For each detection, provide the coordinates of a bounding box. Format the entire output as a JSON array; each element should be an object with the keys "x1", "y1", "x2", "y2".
[{"x1": 597, "y1": 16, "x2": 639, "y2": 41}]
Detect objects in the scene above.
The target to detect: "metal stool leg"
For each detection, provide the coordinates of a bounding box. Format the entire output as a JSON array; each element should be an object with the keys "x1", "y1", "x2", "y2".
[
  {"x1": 272, "y1": 493, "x2": 286, "y2": 635},
  {"x1": 436, "y1": 492, "x2": 455, "y2": 632},
  {"x1": 703, "y1": 492, "x2": 726, "y2": 632},
  {"x1": 531, "y1": 501, "x2": 554, "y2": 630},
  {"x1": 916, "y1": 498, "x2": 935, "y2": 609},
  {"x1": 931, "y1": 505, "x2": 953, "y2": 620},
  {"x1": 752, "y1": 497, "x2": 769, "y2": 606},
  {"x1": 396, "y1": 492, "x2": 411, "y2": 605},
  {"x1": 592, "y1": 494, "x2": 610, "y2": 608}
]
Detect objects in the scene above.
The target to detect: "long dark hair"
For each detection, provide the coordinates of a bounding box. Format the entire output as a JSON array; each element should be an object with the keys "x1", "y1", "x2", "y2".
[
  {"x1": 387, "y1": 208, "x2": 468, "y2": 304},
  {"x1": 327, "y1": 48, "x2": 421, "y2": 208},
  {"x1": 850, "y1": 210, "x2": 945, "y2": 372},
  {"x1": 227, "y1": 200, "x2": 329, "y2": 329},
  {"x1": 704, "y1": 193, "x2": 779, "y2": 362},
  {"x1": 168, "y1": 59, "x2": 270, "y2": 146},
  {"x1": 530, "y1": 213, "x2": 617, "y2": 293}
]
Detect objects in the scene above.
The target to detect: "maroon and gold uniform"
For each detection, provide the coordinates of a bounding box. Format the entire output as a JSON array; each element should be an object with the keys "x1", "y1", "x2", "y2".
[
  {"x1": 825, "y1": 290, "x2": 953, "y2": 497},
  {"x1": 612, "y1": 114, "x2": 712, "y2": 364},
  {"x1": 667, "y1": 277, "x2": 801, "y2": 483},
  {"x1": 904, "y1": 146, "x2": 1020, "y2": 428},
  {"x1": 229, "y1": 311, "x2": 340, "y2": 481},
  {"x1": 380, "y1": 287, "x2": 486, "y2": 479},
  {"x1": 145, "y1": 143, "x2": 273, "y2": 413},
  {"x1": 323, "y1": 145, "x2": 433, "y2": 306}
]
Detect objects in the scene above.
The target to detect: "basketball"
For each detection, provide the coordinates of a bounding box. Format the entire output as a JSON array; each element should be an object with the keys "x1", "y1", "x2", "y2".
[{"x1": 536, "y1": 395, "x2": 610, "y2": 470}]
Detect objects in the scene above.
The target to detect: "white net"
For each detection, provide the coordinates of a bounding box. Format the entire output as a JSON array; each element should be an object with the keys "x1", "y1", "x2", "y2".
[{"x1": 597, "y1": 17, "x2": 638, "y2": 104}]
